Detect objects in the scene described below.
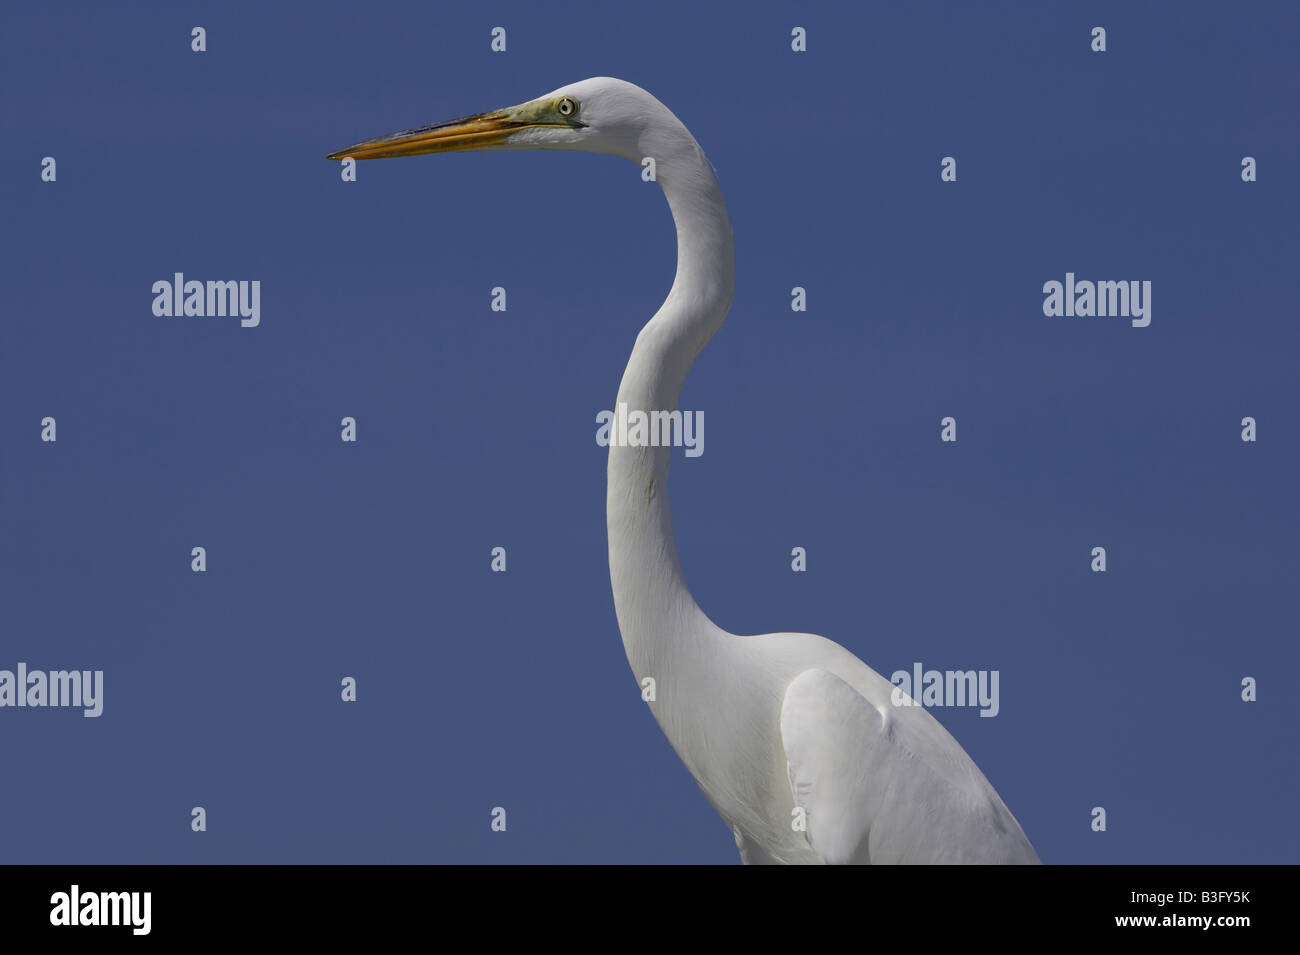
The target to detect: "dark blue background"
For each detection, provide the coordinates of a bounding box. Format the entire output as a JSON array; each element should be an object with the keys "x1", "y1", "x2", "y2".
[{"x1": 2, "y1": 1, "x2": 1295, "y2": 863}]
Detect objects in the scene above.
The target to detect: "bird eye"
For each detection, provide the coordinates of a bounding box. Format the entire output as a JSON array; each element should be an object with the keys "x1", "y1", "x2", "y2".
[{"x1": 558, "y1": 97, "x2": 578, "y2": 117}]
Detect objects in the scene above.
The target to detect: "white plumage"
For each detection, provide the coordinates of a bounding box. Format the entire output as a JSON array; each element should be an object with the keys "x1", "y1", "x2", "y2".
[{"x1": 330, "y1": 77, "x2": 1039, "y2": 864}]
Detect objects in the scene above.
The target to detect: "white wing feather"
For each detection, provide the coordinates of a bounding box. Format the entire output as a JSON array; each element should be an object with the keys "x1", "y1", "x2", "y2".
[{"x1": 780, "y1": 667, "x2": 1039, "y2": 864}]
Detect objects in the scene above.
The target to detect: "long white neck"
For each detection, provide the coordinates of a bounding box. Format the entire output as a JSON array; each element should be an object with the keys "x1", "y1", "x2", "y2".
[{"x1": 606, "y1": 140, "x2": 735, "y2": 671}]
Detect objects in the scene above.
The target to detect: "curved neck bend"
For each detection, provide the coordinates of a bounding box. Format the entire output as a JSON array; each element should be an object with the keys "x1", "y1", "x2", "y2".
[{"x1": 606, "y1": 141, "x2": 735, "y2": 652}]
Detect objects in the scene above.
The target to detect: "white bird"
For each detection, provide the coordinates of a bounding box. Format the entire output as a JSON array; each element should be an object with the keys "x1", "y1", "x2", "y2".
[{"x1": 329, "y1": 77, "x2": 1040, "y2": 864}]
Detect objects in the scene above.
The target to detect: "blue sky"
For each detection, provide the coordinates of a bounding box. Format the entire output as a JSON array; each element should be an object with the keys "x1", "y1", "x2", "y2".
[{"x1": 1, "y1": 1, "x2": 1296, "y2": 863}]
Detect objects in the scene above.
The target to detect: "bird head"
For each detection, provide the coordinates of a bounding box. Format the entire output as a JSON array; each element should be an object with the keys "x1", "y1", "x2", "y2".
[{"x1": 326, "y1": 77, "x2": 678, "y2": 165}]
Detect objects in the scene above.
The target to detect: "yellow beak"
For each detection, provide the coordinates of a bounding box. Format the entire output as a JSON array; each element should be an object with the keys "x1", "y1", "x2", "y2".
[{"x1": 325, "y1": 109, "x2": 530, "y2": 161}]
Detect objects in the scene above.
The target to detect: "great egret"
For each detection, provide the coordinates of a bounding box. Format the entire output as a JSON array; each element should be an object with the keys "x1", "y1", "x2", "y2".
[{"x1": 328, "y1": 77, "x2": 1040, "y2": 864}]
